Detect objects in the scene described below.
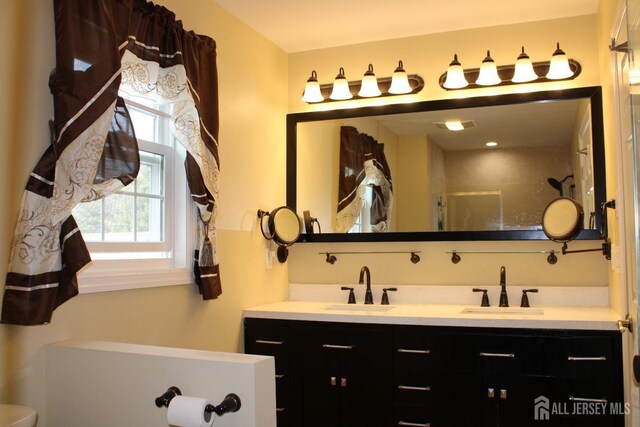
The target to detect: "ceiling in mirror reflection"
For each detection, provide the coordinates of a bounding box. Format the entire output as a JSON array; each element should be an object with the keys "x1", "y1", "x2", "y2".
[{"x1": 376, "y1": 99, "x2": 579, "y2": 151}]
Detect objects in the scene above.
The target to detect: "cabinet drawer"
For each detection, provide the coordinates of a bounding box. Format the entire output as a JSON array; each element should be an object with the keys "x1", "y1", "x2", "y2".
[
  {"x1": 394, "y1": 369, "x2": 437, "y2": 406},
  {"x1": 303, "y1": 324, "x2": 392, "y2": 363},
  {"x1": 394, "y1": 328, "x2": 438, "y2": 369},
  {"x1": 244, "y1": 318, "x2": 292, "y2": 364},
  {"x1": 559, "y1": 378, "x2": 621, "y2": 406},
  {"x1": 394, "y1": 404, "x2": 435, "y2": 427},
  {"x1": 560, "y1": 336, "x2": 616, "y2": 379},
  {"x1": 448, "y1": 332, "x2": 556, "y2": 375}
]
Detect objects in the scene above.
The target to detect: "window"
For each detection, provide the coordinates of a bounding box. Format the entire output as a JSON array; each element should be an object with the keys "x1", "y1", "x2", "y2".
[
  {"x1": 349, "y1": 186, "x2": 373, "y2": 233},
  {"x1": 73, "y1": 93, "x2": 193, "y2": 293}
]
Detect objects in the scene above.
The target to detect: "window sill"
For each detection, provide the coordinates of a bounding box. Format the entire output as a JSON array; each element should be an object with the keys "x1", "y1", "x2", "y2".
[{"x1": 78, "y1": 265, "x2": 193, "y2": 294}]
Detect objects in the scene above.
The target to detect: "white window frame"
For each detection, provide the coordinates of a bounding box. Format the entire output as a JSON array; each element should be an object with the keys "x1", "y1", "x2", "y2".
[{"x1": 77, "y1": 97, "x2": 195, "y2": 293}]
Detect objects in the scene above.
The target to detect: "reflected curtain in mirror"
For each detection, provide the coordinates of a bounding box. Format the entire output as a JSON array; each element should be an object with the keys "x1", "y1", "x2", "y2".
[
  {"x1": 1, "y1": 0, "x2": 220, "y2": 325},
  {"x1": 336, "y1": 126, "x2": 393, "y2": 232}
]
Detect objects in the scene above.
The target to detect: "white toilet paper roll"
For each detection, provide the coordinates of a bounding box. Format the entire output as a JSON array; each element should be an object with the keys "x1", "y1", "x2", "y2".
[{"x1": 167, "y1": 396, "x2": 214, "y2": 427}]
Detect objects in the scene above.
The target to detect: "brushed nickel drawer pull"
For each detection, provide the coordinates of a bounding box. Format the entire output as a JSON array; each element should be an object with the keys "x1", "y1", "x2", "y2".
[
  {"x1": 398, "y1": 422, "x2": 430, "y2": 427},
  {"x1": 397, "y1": 348, "x2": 431, "y2": 354},
  {"x1": 569, "y1": 396, "x2": 608, "y2": 404},
  {"x1": 479, "y1": 352, "x2": 515, "y2": 358},
  {"x1": 322, "y1": 344, "x2": 354, "y2": 350},
  {"x1": 398, "y1": 385, "x2": 431, "y2": 392},
  {"x1": 255, "y1": 339, "x2": 285, "y2": 345},
  {"x1": 275, "y1": 374, "x2": 286, "y2": 379},
  {"x1": 276, "y1": 407, "x2": 286, "y2": 413},
  {"x1": 568, "y1": 356, "x2": 607, "y2": 361}
]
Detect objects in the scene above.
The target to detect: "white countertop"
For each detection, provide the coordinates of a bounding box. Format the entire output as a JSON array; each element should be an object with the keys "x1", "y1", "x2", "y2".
[{"x1": 243, "y1": 300, "x2": 620, "y2": 330}]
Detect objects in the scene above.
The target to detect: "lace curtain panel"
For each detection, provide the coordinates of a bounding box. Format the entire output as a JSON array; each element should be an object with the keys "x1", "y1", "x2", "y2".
[
  {"x1": 336, "y1": 126, "x2": 393, "y2": 233},
  {"x1": 1, "y1": 0, "x2": 220, "y2": 325}
]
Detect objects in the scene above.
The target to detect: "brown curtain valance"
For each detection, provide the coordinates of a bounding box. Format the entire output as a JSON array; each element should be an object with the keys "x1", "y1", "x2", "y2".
[
  {"x1": 2, "y1": 0, "x2": 220, "y2": 325},
  {"x1": 336, "y1": 126, "x2": 393, "y2": 232}
]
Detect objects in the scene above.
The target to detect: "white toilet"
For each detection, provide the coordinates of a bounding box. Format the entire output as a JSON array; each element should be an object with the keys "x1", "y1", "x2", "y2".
[{"x1": 0, "y1": 404, "x2": 37, "y2": 427}]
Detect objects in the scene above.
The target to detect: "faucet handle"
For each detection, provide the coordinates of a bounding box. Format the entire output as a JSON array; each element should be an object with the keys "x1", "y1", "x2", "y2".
[
  {"x1": 472, "y1": 288, "x2": 490, "y2": 307},
  {"x1": 520, "y1": 289, "x2": 539, "y2": 308},
  {"x1": 341, "y1": 286, "x2": 356, "y2": 304},
  {"x1": 381, "y1": 288, "x2": 397, "y2": 305}
]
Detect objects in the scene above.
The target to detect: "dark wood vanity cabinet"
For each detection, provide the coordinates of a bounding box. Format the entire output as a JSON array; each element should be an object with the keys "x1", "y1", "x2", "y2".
[{"x1": 244, "y1": 318, "x2": 623, "y2": 427}]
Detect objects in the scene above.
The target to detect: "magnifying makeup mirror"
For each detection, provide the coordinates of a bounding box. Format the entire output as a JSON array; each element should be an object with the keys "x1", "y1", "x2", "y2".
[
  {"x1": 541, "y1": 197, "x2": 614, "y2": 259},
  {"x1": 542, "y1": 197, "x2": 583, "y2": 242},
  {"x1": 257, "y1": 207, "x2": 302, "y2": 262}
]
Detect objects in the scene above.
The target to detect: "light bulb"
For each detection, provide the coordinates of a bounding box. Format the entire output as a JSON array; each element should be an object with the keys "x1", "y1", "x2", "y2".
[
  {"x1": 388, "y1": 60, "x2": 412, "y2": 94},
  {"x1": 301, "y1": 70, "x2": 324, "y2": 103},
  {"x1": 358, "y1": 64, "x2": 381, "y2": 97},
  {"x1": 443, "y1": 54, "x2": 468, "y2": 89},
  {"x1": 512, "y1": 47, "x2": 538, "y2": 83},
  {"x1": 330, "y1": 67, "x2": 353, "y2": 100},
  {"x1": 476, "y1": 50, "x2": 501, "y2": 86},
  {"x1": 546, "y1": 43, "x2": 573, "y2": 80}
]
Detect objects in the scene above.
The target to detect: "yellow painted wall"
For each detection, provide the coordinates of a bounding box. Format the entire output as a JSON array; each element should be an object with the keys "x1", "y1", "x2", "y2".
[
  {"x1": 287, "y1": 15, "x2": 616, "y2": 291},
  {"x1": 289, "y1": 15, "x2": 601, "y2": 113},
  {"x1": 0, "y1": 0, "x2": 289, "y2": 416}
]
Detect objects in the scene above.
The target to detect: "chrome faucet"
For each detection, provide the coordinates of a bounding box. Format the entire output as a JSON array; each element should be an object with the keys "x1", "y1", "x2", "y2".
[
  {"x1": 359, "y1": 266, "x2": 374, "y2": 304},
  {"x1": 499, "y1": 266, "x2": 509, "y2": 307}
]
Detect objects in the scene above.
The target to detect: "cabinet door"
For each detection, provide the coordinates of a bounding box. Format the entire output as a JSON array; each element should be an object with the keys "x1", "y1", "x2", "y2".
[
  {"x1": 298, "y1": 323, "x2": 393, "y2": 427},
  {"x1": 442, "y1": 373, "x2": 559, "y2": 427},
  {"x1": 341, "y1": 360, "x2": 393, "y2": 426},
  {"x1": 497, "y1": 375, "x2": 559, "y2": 427},
  {"x1": 299, "y1": 359, "x2": 341, "y2": 427}
]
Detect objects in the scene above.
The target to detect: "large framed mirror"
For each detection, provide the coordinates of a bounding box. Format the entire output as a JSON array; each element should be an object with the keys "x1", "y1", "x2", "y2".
[{"x1": 287, "y1": 86, "x2": 605, "y2": 242}]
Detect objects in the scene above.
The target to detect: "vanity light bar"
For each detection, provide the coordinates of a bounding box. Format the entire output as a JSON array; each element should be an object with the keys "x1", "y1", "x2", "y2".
[
  {"x1": 302, "y1": 61, "x2": 425, "y2": 103},
  {"x1": 439, "y1": 59, "x2": 582, "y2": 91}
]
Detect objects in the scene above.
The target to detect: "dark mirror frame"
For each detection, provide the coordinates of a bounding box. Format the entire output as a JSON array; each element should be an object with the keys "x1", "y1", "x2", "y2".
[{"x1": 287, "y1": 86, "x2": 605, "y2": 243}]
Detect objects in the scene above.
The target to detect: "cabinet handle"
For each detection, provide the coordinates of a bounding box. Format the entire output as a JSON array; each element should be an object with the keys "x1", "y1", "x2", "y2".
[
  {"x1": 322, "y1": 344, "x2": 354, "y2": 350},
  {"x1": 255, "y1": 339, "x2": 285, "y2": 345},
  {"x1": 276, "y1": 407, "x2": 286, "y2": 413},
  {"x1": 398, "y1": 422, "x2": 430, "y2": 427},
  {"x1": 569, "y1": 396, "x2": 608, "y2": 404},
  {"x1": 397, "y1": 348, "x2": 431, "y2": 354},
  {"x1": 567, "y1": 356, "x2": 607, "y2": 361},
  {"x1": 487, "y1": 388, "x2": 495, "y2": 398},
  {"x1": 398, "y1": 385, "x2": 431, "y2": 392},
  {"x1": 275, "y1": 374, "x2": 286, "y2": 379},
  {"x1": 479, "y1": 352, "x2": 515, "y2": 358},
  {"x1": 330, "y1": 377, "x2": 337, "y2": 386},
  {"x1": 500, "y1": 389, "x2": 508, "y2": 399}
]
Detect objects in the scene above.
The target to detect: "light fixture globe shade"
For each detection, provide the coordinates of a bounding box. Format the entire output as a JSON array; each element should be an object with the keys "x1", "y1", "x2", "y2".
[
  {"x1": 301, "y1": 70, "x2": 324, "y2": 103},
  {"x1": 511, "y1": 47, "x2": 538, "y2": 83},
  {"x1": 358, "y1": 64, "x2": 381, "y2": 97},
  {"x1": 330, "y1": 67, "x2": 353, "y2": 100},
  {"x1": 546, "y1": 43, "x2": 573, "y2": 80},
  {"x1": 388, "y1": 60, "x2": 412, "y2": 94},
  {"x1": 476, "y1": 50, "x2": 501, "y2": 86},
  {"x1": 443, "y1": 54, "x2": 468, "y2": 89}
]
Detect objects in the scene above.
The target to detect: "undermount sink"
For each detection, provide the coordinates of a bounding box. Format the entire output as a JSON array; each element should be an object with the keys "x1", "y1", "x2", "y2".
[
  {"x1": 324, "y1": 304, "x2": 397, "y2": 312},
  {"x1": 461, "y1": 307, "x2": 544, "y2": 315}
]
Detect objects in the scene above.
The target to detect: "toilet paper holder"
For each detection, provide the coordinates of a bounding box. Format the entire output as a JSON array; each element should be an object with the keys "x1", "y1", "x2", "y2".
[{"x1": 155, "y1": 386, "x2": 241, "y2": 416}]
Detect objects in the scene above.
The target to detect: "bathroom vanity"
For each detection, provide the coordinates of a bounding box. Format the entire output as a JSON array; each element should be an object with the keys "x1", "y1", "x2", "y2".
[{"x1": 244, "y1": 297, "x2": 623, "y2": 427}]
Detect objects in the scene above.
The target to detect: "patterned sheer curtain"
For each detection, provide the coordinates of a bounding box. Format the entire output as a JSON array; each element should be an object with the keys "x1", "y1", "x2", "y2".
[
  {"x1": 1, "y1": 0, "x2": 221, "y2": 325},
  {"x1": 336, "y1": 126, "x2": 393, "y2": 233}
]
